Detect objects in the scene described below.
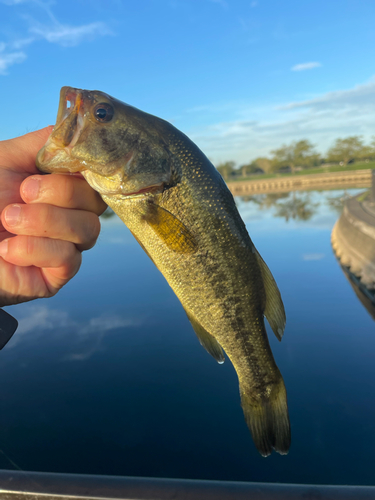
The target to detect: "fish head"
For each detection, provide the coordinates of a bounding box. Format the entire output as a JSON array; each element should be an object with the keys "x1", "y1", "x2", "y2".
[{"x1": 36, "y1": 86, "x2": 173, "y2": 197}]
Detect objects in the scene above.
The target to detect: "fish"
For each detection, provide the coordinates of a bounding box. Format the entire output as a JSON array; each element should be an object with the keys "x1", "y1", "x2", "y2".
[{"x1": 36, "y1": 86, "x2": 291, "y2": 457}]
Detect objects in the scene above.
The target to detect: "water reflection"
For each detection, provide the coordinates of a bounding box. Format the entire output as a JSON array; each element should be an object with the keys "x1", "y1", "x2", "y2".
[
  {"x1": 331, "y1": 189, "x2": 375, "y2": 322},
  {"x1": 239, "y1": 190, "x2": 350, "y2": 222},
  {"x1": 339, "y1": 266, "x2": 375, "y2": 321},
  {"x1": 1, "y1": 186, "x2": 375, "y2": 485}
]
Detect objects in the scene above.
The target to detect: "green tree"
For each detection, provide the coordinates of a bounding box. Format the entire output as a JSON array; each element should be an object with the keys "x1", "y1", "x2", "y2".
[
  {"x1": 252, "y1": 157, "x2": 274, "y2": 174},
  {"x1": 240, "y1": 163, "x2": 253, "y2": 177},
  {"x1": 239, "y1": 158, "x2": 270, "y2": 177},
  {"x1": 326, "y1": 136, "x2": 364, "y2": 165},
  {"x1": 366, "y1": 136, "x2": 375, "y2": 160},
  {"x1": 271, "y1": 140, "x2": 320, "y2": 173},
  {"x1": 216, "y1": 161, "x2": 235, "y2": 181}
]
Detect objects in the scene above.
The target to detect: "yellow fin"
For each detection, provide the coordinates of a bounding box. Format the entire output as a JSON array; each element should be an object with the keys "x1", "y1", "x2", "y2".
[
  {"x1": 144, "y1": 203, "x2": 198, "y2": 254},
  {"x1": 184, "y1": 308, "x2": 225, "y2": 364},
  {"x1": 255, "y1": 249, "x2": 286, "y2": 341}
]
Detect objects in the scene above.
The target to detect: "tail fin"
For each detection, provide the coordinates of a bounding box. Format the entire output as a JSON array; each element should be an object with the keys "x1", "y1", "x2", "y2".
[{"x1": 240, "y1": 378, "x2": 291, "y2": 457}]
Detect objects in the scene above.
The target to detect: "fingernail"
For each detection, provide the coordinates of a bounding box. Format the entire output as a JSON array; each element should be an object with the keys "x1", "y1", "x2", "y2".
[
  {"x1": 0, "y1": 239, "x2": 8, "y2": 256},
  {"x1": 4, "y1": 205, "x2": 21, "y2": 227},
  {"x1": 23, "y1": 177, "x2": 40, "y2": 201}
]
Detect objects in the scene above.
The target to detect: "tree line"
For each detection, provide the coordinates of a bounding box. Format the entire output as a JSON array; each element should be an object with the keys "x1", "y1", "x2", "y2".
[{"x1": 216, "y1": 136, "x2": 375, "y2": 180}]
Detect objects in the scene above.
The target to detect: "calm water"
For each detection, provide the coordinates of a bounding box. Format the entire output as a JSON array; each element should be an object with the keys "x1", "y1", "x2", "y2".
[{"x1": 1, "y1": 188, "x2": 375, "y2": 485}]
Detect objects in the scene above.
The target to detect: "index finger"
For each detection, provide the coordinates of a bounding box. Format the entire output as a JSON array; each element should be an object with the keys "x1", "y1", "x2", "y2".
[{"x1": 21, "y1": 173, "x2": 107, "y2": 215}]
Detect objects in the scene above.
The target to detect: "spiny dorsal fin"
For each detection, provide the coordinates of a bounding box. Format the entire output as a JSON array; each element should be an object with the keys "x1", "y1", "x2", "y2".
[
  {"x1": 254, "y1": 248, "x2": 286, "y2": 341},
  {"x1": 144, "y1": 203, "x2": 198, "y2": 254},
  {"x1": 184, "y1": 308, "x2": 225, "y2": 364}
]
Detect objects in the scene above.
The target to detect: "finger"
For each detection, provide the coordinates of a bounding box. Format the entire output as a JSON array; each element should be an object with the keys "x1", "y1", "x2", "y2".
[
  {"x1": 0, "y1": 127, "x2": 54, "y2": 174},
  {"x1": 0, "y1": 235, "x2": 81, "y2": 270},
  {"x1": 1, "y1": 203, "x2": 101, "y2": 251},
  {"x1": 0, "y1": 235, "x2": 82, "y2": 297},
  {"x1": 21, "y1": 174, "x2": 107, "y2": 215}
]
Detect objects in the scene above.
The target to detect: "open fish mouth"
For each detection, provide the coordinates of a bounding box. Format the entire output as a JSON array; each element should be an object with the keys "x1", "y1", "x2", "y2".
[
  {"x1": 52, "y1": 87, "x2": 86, "y2": 150},
  {"x1": 36, "y1": 87, "x2": 89, "y2": 170}
]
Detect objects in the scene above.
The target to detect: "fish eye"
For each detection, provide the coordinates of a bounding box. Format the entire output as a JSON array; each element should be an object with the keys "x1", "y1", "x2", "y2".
[{"x1": 93, "y1": 103, "x2": 114, "y2": 123}]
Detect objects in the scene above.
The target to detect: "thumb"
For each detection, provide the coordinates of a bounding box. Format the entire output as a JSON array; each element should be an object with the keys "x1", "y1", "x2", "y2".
[{"x1": 0, "y1": 126, "x2": 54, "y2": 174}]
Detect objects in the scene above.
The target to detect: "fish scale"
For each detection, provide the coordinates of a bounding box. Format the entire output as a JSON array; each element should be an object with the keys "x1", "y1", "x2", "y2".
[{"x1": 36, "y1": 86, "x2": 291, "y2": 457}]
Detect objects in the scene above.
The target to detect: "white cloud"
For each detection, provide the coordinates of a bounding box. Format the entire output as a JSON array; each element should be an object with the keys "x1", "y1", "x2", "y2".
[
  {"x1": 29, "y1": 21, "x2": 113, "y2": 47},
  {"x1": 291, "y1": 62, "x2": 321, "y2": 72},
  {"x1": 302, "y1": 253, "x2": 325, "y2": 261},
  {"x1": 0, "y1": 1, "x2": 113, "y2": 74},
  {"x1": 281, "y1": 78, "x2": 375, "y2": 112},
  {"x1": 188, "y1": 75, "x2": 375, "y2": 165},
  {"x1": 0, "y1": 51, "x2": 27, "y2": 74},
  {"x1": 10, "y1": 37, "x2": 34, "y2": 49}
]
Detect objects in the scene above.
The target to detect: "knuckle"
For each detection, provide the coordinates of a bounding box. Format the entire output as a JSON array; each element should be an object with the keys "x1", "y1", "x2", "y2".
[
  {"x1": 60, "y1": 176, "x2": 76, "y2": 206},
  {"x1": 61, "y1": 245, "x2": 82, "y2": 277},
  {"x1": 40, "y1": 205, "x2": 54, "y2": 232},
  {"x1": 26, "y1": 235, "x2": 35, "y2": 256},
  {"x1": 84, "y1": 214, "x2": 101, "y2": 247},
  {"x1": 63, "y1": 241, "x2": 79, "y2": 262},
  {"x1": 71, "y1": 213, "x2": 101, "y2": 249}
]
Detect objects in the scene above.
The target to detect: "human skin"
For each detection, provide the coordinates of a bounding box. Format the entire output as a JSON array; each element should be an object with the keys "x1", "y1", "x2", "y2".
[{"x1": 0, "y1": 126, "x2": 107, "y2": 307}]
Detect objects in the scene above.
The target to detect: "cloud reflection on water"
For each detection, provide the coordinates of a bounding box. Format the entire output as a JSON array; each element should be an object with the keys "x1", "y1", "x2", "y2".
[{"x1": 10, "y1": 304, "x2": 142, "y2": 361}]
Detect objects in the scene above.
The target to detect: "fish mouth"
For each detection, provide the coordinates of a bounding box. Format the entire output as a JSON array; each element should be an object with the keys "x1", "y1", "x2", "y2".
[
  {"x1": 53, "y1": 86, "x2": 88, "y2": 150},
  {"x1": 37, "y1": 87, "x2": 88, "y2": 171}
]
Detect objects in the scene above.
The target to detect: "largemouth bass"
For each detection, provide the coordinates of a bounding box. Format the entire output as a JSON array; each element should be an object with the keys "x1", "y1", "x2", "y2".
[{"x1": 36, "y1": 87, "x2": 291, "y2": 456}]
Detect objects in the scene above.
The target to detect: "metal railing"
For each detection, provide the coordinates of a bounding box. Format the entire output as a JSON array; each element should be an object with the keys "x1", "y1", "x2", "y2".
[{"x1": 0, "y1": 470, "x2": 374, "y2": 500}]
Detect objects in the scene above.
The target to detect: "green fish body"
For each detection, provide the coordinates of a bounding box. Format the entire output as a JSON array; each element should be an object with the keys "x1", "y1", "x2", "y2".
[{"x1": 37, "y1": 87, "x2": 290, "y2": 456}]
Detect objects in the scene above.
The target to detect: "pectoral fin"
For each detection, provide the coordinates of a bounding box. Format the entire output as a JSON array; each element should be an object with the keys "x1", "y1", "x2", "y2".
[
  {"x1": 255, "y1": 249, "x2": 286, "y2": 341},
  {"x1": 144, "y1": 203, "x2": 198, "y2": 254},
  {"x1": 184, "y1": 308, "x2": 225, "y2": 364}
]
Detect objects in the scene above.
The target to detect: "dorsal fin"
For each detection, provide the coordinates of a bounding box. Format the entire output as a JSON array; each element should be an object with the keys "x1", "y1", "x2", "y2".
[
  {"x1": 254, "y1": 249, "x2": 286, "y2": 341},
  {"x1": 143, "y1": 203, "x2": 198, "y2": 254},
  {"x1": 184, "y1": 308, "x2": 225, "y2": 364}
]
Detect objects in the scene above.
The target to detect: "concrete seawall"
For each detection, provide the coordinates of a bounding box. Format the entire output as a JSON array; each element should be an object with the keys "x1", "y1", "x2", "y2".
[
  {"x1": 331, "y1": 190, "x2": 375, "y2": 319},
  {"x1": 227, "y1": 169, "x2": 372, "y2": 196}
]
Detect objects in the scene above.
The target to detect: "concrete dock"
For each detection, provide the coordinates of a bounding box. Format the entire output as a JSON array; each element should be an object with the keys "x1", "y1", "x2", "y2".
[
  {"x1": 331, "y1": 174, "x2": 375, "y2": 318},
  {"x1": 227, "y1": 169, "x2": 372, "y2": 196}
]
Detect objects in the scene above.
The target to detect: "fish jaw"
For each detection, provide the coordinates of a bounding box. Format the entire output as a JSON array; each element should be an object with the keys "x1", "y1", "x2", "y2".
[
  {"x1": 82, "y1": 169, "x2": 165, "y2": 198},
  {"x1": 36, "y1": 86, "x2": 174, "y2": 197},
  {"x1": 36, "y1": 87, "x2": 88, "y2": 173}
]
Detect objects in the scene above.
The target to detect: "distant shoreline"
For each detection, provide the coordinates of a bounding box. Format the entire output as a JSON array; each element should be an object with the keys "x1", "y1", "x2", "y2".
[{"x1": 227, "y1": 168, "x2": 373, "y2": 196}]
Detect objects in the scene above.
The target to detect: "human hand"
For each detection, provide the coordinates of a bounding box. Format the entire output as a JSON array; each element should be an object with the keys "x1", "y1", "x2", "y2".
[{"x1": 0, "y1": 127, "x2": 107, "y2": 307}]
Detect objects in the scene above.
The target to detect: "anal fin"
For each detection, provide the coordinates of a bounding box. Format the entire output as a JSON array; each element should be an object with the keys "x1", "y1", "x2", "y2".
[
  {"x1": 184, "y1": 308, "x2": 225, "y2": 364},
  {"x1": 254, "y1": 249, "x2": 286, "y2": 341}
]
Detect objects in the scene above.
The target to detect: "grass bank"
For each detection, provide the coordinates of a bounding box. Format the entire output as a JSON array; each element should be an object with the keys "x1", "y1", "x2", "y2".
[{"x1": 228, "y1": 161, "x2": 375, "y2": 182}]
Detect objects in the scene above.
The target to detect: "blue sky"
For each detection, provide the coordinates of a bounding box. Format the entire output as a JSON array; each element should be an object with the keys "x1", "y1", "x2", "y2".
[{"x1": 2, "y1": 0, "x2": 375, "y2": 165}]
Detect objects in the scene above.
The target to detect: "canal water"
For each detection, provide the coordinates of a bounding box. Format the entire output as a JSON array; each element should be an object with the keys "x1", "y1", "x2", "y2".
[{"x1": 1, "y1": 188, "x2": 374, "y2": 486}]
